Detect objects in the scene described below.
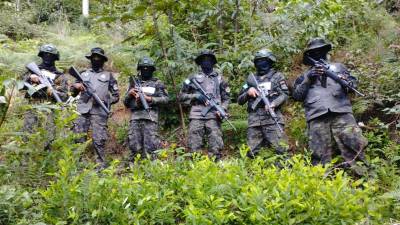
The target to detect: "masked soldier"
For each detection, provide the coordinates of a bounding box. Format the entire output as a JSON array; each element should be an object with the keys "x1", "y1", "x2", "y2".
[
  {"x1": 124, "y1": 57, "x2": 169, "y2": 161},
  {"x1": 71, "y1": 47, "x2": 120, "y2": 168},
  {"x1": 237, "y1": 49, "x2": 289, "y2": 158},
  {"x1": 21, "y1": 44, "x2": 69, "y2": 149},
  {"x1": 179, "y1": 50, "x2": 230, "y2": 161},
  {"x1": 293, "y1": 38, "x2": 368, "y2": 168}
]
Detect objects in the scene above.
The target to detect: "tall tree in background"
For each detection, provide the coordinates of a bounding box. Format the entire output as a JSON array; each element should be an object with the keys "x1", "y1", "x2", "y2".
[{"x1": 82, "y1": 0, "x2": 89, "y2": 17}]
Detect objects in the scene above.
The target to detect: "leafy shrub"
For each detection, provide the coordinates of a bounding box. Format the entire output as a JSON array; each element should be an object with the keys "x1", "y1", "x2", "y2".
[
  {"x1": 40, "y1": 151, "x2": 375, "y2": 224},
  {"x1": 0, "y1": 12, "x2": 42, "y2": 41},
  {"x1": 0, "y1": 185, "x2": 40, "y2": 225}
]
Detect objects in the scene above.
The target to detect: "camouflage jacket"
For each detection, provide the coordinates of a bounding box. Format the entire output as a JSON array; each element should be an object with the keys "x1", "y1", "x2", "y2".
[
  {"x1": 237, "y1": 69, "x2": 289, "y2": 127},
  {"x1": 22, "y1": 64, "x2": 69, "y2": 103},
  {"x1": 71, "y1": 68, "x2": 120, "y2": 116},
  {"x1": 123, "y1": 77, "x2": 169, "y2": 122},
  {"x1": 293, "y1": 62, "x2": 357, "y2": 122},
  {"x1": 179, "y1": 71, "x2": 230, "y2": 120}
]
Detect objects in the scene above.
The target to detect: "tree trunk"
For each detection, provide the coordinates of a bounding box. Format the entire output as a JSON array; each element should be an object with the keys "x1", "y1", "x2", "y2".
[
  {"x1": 82, "y1": 0, "x2": 89, "y2": 17},
  {"x1": 234, "y1": 0, "x2": 240, "y2": 52},
  {"x1": 15, "y1": 0, "x2": 20, "y2": 12},
  {"x1": 217, "y1": 0, "x2": 224, "y2": 53}
]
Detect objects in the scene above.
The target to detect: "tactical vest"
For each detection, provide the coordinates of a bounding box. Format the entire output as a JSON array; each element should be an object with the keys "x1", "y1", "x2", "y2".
[
  {"x1": 77, "y1": 69, "x2": 111, "y2": 116},
  {"x1": 246, "y1": 70, "x2": 285, "y2": 127},
  {"x1": 189, "y1": 72, "x2": 223, "y2": 120},
  {"x1": 303, "y1": 63, "x2": 353, "y2": 121},
  {"x1": 24, "y1": 67, "x2": 64, "y2": 102},
  {"x1": 126, "y1": 78, "x2": 163, "y2": 122}
]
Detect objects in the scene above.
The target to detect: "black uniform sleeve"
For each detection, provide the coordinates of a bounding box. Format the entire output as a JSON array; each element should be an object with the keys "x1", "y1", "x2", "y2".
[
  {"x1": 237, "y1": 83, "x2": 250, "y2": 105},
  {"x1": 54, "y1": 74, "x2": 69, "y2": 102},
  {"x1": 178, "y1": 77, "x2": 197, "y2": 103},
  {"x1": 109, "y1": 73, "x2": 120, "y2": 105},
  {"x1": 151, "y1": 81, "x2": 169, "y2": 105},
  {"x1": 220, "y1": 76, "x2": 230, "y2": 110},
  {"x1": 292, "y1": 73, "x2": 310, "y2": 102},
  {"x1": 271, "y1": 73, "x2": 289, "y2": 107}
]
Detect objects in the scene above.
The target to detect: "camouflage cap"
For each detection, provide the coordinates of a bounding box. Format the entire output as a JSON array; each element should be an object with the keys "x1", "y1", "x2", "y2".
[
  {"x1": 85, "y1": 47, "x2": 108, "y2": 62},
  {"x1": 137, "y1": 56, "x2": 156, "y2": 70},
  {"x1": 38, "y1": 44, "x2": 60, "y2": 60},
  {"x1": 254, "y1": 48, "x2": 276, "y2": 62},
  {"x1": 195, "y1": 49, "x2": 217, "y2": 65}
]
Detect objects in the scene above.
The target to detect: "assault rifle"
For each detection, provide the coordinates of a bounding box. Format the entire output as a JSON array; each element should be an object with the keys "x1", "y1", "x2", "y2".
[
  {"x1": 189, "y1": 78, "x2": 236, "y2": 131},
  {"x1": 68, "y1": 66, "x2": 110, "y2": 115},
  {"x1": 25, "y1": 62, "x2": 63, "y2": 103},
  {"x1": 248, "y1": 73, "x2": 283, "y2": 133},
  {"x1": 128, "y1": 76, "x2": 153, "y2": 121},
  {"x1": 306, "y1": 56, "x2": 365, "y2": 97}
]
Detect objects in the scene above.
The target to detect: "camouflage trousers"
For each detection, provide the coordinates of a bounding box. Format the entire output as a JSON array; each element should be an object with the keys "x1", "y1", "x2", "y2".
[
  {"x1": 128, "y1": 119, "x2": 161, "y2": 160},
  {"x1": 308, "y1": 112, "x2": 368, "y2": 166},
  {"x1": 247, "y1": 124, "x2": 288, "y2": 158},
  {"x1": 73, "y1": 113, "x2": 108, "y2": 163},
  {"x1": 188, "y1": 119, "x2": 223, "y2": 159},
  {"x1": 23, "y1": 109, "x2": 55, "y2": 149}
]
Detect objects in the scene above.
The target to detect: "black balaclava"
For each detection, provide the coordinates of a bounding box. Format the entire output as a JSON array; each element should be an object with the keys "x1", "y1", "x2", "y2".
[
  {"x1": 90, "y1": 54, "x2": 106, "y2": 72},
  {"x1": 199, "y1": 56, "x2": 214, "y2": 75},
  {"x1": 40, "y1": 52, "x2": 57, "y2": 70},
  {"x1": 254, "y1": 59, "x2": 273, "y2": 75},
  {"x1": 307, "y1": 49, "x2": 328, "y2": 61},
  {"x1": 140, "y1": 66, "x2": 155, "y2": 80}
]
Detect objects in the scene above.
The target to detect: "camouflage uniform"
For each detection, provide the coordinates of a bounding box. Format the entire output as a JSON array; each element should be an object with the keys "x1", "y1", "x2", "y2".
[
  {"x1": 293, "y1": 38, "x2": 368, "y2": 166},
  {"x1": 21, "y1": 44, "x2": 68, "y2": 148},
  {"x1": 237, "y1": 49, "x2": 289, "y2": 158},
  {"x1": 179, "y1": 50, "x2": 230, "y2": 159},
  {"x1": 71, "y1": 48, "x2": 120, "y2": 164},
  {"x1": 124, "y1": 57, "x2": 169, "y2": 159}
]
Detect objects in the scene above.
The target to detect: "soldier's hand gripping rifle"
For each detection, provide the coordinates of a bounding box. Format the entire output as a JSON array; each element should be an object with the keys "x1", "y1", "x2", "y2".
[
  {"x1": 26, "y1": 62, "x2": 63, "y2": 103},
  {"x1": 306, "y1": 56, "x2": 365, "y2": 97},
  {"x1": 129, "y1": 76, "x2": 153, "y2": 121},
  {"x1": 189, "y1": 78, "x2": 236, "y2": 131},
  {"x1": 68, "y1": 66, "x2": 110, "y2": 115},
  {"x1": 248, "y1": 74, "x2": 284, "y2": 133}
]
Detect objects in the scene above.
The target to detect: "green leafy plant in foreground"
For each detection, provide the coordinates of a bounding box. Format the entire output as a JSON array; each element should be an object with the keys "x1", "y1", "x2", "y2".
[{"x1": 40, "y1": 148, "x2": 376, "y2": 225}]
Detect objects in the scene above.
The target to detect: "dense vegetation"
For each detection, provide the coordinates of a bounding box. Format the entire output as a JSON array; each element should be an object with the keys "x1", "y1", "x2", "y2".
[{"x1": 0, "y1": 0, "x2": 399, "y2": 224}]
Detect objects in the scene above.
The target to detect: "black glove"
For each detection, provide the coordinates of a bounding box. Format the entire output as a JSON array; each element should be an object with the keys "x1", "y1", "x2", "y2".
[
  {"x1": 308, "y1": 64, "x2": 325, "y2": 79},
  {"x1": 195, "y1": 93, "x2": 208, "y2": 104}
]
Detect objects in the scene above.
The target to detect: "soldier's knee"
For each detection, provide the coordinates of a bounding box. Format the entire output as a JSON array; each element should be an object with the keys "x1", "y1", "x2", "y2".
[{"x1": 338, "y1": 126, "x2": 368, "y2": 151}]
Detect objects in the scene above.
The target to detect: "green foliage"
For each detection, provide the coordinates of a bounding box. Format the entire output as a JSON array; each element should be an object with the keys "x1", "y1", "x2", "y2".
[
  {"x1": 0, "y1": 185, "x2": 40, "y2": 225},
  {"x1": 39, "y1": 152, "x2": 375, "y2": 225},
  {"x1": 0, "y1": 11, "x2": 42, "y2": 41}
]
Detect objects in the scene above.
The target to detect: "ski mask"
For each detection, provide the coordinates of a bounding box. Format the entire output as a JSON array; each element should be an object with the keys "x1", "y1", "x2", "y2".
[
  {"x1": 90, "y1": 55, "x2": 105, "y2": 72},
  {"x1": 40, "y1": 53, "x2": 57, "y2": 68},
  {"x1": 199, "y1": 56, "x2": 214, "y2": 75},
  {"x1": 254, "y1": 59, "x2": 273, "y2": 75},
  {"x1": 307, "y1": 49, "x2": 327, "y2": 61},
  {"x1": 140, "y1": 66, "x2": 154, "y2": 80}
]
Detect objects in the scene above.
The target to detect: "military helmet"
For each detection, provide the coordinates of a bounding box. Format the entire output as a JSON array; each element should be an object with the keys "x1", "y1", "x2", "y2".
[
  {"x1": 137, "y1": 56, "x2": 156, "y2": 70},
  {"x1": 38, "y1": 44, "x2": 60, "y2": 60},
  {"x1": 195, "y1": 49, "x2": 217, "y2": 65},
  {"x1": 254, "y1": 49, "x2": 276, "y2": 63},
  {"x1": 85, "y1": 47, "x2": 108, "y2": 62},
  {"x1": 304, "y1": 38, "x2": 332, "y2": 54}
]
